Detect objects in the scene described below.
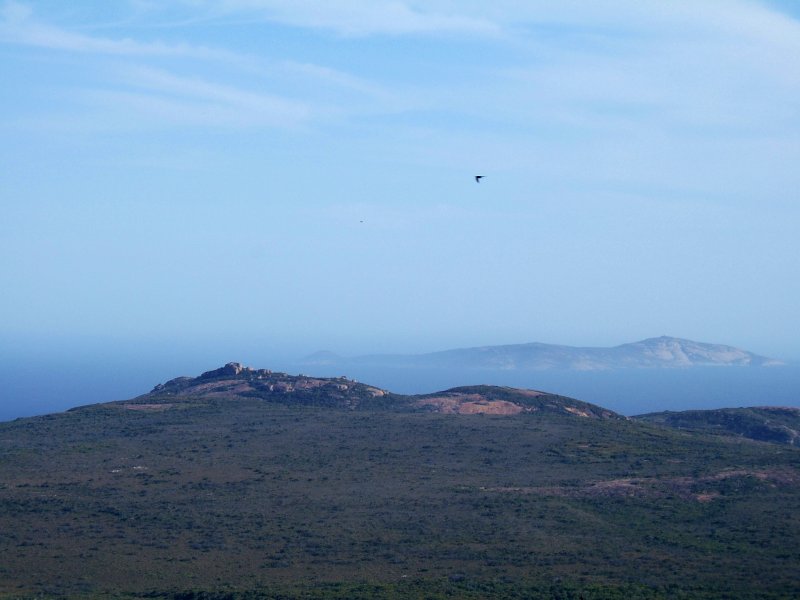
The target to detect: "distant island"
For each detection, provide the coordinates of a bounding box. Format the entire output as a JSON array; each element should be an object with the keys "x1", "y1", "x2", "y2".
[{"x1": 303, "y1": 336, "x2": 783, "y2": 371}]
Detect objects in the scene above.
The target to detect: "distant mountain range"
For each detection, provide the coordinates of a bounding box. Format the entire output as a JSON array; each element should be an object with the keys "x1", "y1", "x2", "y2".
[{"x1": 303, "y1": 336, "x2": 782, "y2": 371}]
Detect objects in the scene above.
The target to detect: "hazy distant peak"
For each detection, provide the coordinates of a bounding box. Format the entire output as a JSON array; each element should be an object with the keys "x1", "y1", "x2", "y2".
[
  {"x1": 616, "y1": 337, "x2": 782, "y2": 367},
  {"x1": 302, "y1": 351, "x2": 344, "y2": 365},
  {"x1": 303, "y1": 337, "x2": 783, "y2": 371}
]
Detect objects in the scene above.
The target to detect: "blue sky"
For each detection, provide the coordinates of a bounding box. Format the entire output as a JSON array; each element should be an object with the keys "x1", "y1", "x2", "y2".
[{"x1": 1, "y1": 0, "x2": 799, "y2": 360}]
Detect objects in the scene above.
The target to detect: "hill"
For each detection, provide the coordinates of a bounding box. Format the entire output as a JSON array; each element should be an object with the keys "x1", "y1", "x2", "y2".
[
  {"x1": 304, "y1": 336, "x2": 782, "y2": 371},
  {"x1": 634, "y1": 406, "x2": 800, "y2": 446},
  {"x1": 130, "y1": 362, "x2": 621, "y2": 418},
  {"x1": 1, "y1": 364, "x2": 799, "y2": 599}
]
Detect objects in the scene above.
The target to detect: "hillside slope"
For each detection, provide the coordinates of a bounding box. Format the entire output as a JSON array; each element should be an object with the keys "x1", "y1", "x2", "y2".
[
  {"x1": 128, "y1": 362, "x2": 621, "y2": 419},
  {"x1": 635, "y1": 406, "x2": 800, "y2": 446}
]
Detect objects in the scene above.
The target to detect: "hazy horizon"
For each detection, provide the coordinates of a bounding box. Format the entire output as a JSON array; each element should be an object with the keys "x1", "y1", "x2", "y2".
[
  {"x1": 1, "y1": 331, "x2": 798, "y2": 422},
  {"x1": 2, "y1": 1, "x2": 799, "y2": 420}
]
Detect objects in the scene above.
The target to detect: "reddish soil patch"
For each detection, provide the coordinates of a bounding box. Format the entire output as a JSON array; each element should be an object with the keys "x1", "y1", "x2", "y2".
[
  {"x1": 457, "y1": 401, "x2": 524, "y2": 415},
  {"x1": 563, "y1": 406, "x2": 592, "y2": 418},
  {"x1": 414, "y1": 394, "x2": 525, "y2": 415}
]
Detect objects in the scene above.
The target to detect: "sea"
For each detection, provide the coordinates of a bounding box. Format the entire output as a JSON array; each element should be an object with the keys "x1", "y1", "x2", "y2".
[{"x1": 1, "y1": 352, "x2": 799, "y2": 422}]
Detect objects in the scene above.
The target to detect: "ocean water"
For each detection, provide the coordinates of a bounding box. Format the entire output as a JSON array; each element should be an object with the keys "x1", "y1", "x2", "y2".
[
  {"x1": 1, "y1": 356, "x2": 799, "y2": 422},
  {"x1": 284, "y1": 362, "x2": 800, "y2": 416}
]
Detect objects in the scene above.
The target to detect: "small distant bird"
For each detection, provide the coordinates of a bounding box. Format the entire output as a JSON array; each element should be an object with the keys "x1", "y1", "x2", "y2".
[{"x1": 474, "y1": 175, "x2": 484, "y2": 183}]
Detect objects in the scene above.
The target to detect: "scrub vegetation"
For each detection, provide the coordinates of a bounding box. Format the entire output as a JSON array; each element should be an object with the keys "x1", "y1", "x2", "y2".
[
  {"x1": 635, "y1": 406, "x2": 800, "y2": 446},
  {"x1": 1, "y1": 368, "x2": 799, "y2": 598}
]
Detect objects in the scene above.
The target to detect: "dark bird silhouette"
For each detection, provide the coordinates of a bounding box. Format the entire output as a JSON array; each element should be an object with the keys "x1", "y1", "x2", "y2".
[{"x1": 474, "y1": 175, "x2": 484, "y2": 183}]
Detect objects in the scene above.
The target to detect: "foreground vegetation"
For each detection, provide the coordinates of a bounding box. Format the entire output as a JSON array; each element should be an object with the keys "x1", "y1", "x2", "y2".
[{"x1": 1, "y1": 393, "x2": 799, "y2": 598}]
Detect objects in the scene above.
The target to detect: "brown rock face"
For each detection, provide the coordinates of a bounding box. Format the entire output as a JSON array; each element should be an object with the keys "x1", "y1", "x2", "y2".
[{"x1": 414, "y1": 394, "x2": 526, "y2": 415}]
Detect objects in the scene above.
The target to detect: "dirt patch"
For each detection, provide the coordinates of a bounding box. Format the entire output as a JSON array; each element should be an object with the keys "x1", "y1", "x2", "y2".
[
  {"x1": 458, "y1": 401, "x2": 524, "y2": 415},
  {"x1": 414, "y1": 395, "x2": 526, "y2": 415},
  {"x1": 585, "y1": 478, "x2": 650, "y2": 497},
  {"x1": 123, "y1": 403, "x2": 174, "y2": 411},
  {"x1": 695, "y1": 493, "x2": 720, "y2": 503},
  {"x1": 482, "y1": 468, "x2": 800, "y2": 502},
  {"x1": 564, "y1": 406, "x2": 592, "y2": 418},
  {"x1": 184, "y1": 381, "x2": 255, "y2": 396},
  {"x1": 711, "y1": 469, "x2": 769, "y2": 481}
]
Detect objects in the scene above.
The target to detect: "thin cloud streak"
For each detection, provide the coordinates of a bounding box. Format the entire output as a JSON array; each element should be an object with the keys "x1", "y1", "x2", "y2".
[
  {"x1": 0, "y1": 1, "x2": 431, "y2": 130},
  {"x1": 182, "y1": 0, "x2": 500, "y2": 36},
  {"x1": 0, "y1": 1, "x2": 246, "y2": 63},
  {"x1": 178, "y1": 0, "x2": 800, "y2": 49},
  {"x1": 86, "y1": 66, "x2": 312, "y2": 129}
]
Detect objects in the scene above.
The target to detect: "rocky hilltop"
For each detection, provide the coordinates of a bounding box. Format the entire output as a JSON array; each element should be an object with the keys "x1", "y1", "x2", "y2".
[
  {"x1": 144, "y1": 362, "x2": 392, "y2": 410},
  {"x1": 130, "y1": 362, "x2": 620, "y2": 419},
  {"x1": 305, "y1": 336, "x2": 782, "y2": 371},
  {"x1": 123, "y1": 363, "x2": 800, "y2": 445}
]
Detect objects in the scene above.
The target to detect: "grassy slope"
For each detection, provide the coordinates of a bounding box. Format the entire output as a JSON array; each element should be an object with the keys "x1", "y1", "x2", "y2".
[{"x1": 1, "y1": 398, "x2": 799, "y2": 598}]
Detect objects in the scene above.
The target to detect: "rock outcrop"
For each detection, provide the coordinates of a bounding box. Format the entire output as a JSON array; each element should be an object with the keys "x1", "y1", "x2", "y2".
[{"x1": 132, "y1": 363, "x2": 621, "y2": 418}]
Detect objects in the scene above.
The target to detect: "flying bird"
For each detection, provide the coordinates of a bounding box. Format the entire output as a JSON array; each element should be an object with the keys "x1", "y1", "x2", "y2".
[{"x1": 474, "y1": 175, "x2": 484, "y2": 183}]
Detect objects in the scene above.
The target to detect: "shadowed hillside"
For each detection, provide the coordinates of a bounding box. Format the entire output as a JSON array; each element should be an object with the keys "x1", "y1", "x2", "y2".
[{"x1": 635, "y1": 406, "x2": 800, "y2": 446}]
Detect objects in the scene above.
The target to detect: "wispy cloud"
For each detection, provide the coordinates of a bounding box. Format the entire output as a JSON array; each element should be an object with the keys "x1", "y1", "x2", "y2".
[
  {"x1": 182, "y1": 0, "x2": 500, "y2": 37},
  {"x1": 0, "y1": 2, "x2": 415, "y2": 131},
  {"x1": 411, "y1": 1, "x2": 800, "y2": 132},
  {"x1": 0, "y1": 1, "x2": 244, "y2": 62},
  {"x1": 175, "y1": 0, "x2": 800, "y2": 45},
  {"x1": 3, "y1": 0, "x2": 799, "y2": 168},
  {"x1": 102, "y1": 66, "x2": 311, "y2": 128}
]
